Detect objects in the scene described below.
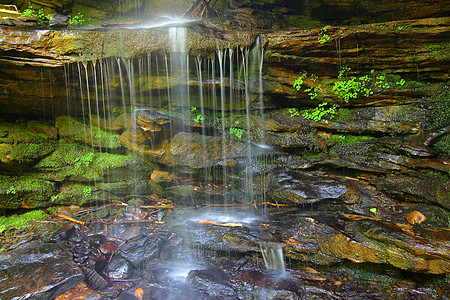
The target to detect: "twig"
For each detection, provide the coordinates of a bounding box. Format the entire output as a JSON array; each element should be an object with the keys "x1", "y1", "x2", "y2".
[{"x1": 53, "y1": 212, "x2": 86, "y2": 226}]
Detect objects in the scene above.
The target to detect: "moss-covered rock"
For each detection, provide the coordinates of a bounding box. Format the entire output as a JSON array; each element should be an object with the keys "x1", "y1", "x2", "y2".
[
  {"x1": 55, "y1": 115, "x2": 122, "y2": 149},
  {"x1": 0, "y1": 174, "x2": 57, "y2": 209},
  {"x1": 0, "y1": 120, "x2": 57, "y2": 170},
  {"x1": 36, "y1": 140, "x2": 148, "y2": 182}
]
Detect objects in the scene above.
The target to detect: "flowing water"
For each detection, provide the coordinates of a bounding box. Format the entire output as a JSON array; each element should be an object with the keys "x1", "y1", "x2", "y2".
[{"x1": 64, "y1": 25, "x2": 286, "y2": 279}]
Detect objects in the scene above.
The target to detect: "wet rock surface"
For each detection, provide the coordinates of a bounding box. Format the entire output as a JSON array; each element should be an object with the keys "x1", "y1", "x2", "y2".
[
  {"x1": 0, "y1": 202, "x2": 448, "y2": 299},
  {"x1": 0, "y1": 2, "x2": 449, "y2": 299},
  {"x1": 0, "y1": 240, "x2": 83, "y2": 299}
]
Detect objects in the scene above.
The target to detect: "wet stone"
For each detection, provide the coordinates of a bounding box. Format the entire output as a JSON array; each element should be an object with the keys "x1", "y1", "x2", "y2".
[
  {"x1": 187, "y1": 269, "x2": 237, "y2": 299},
  {"x1": 268, "y1": 170, "x2": 347, "y2": 204},
  {"x1": 106, "y1": 256, "x2": 134, "y2": 280},
  {"x1": 171, "y1": 221, "x2": 261, "y2": 253},
  {"x1": 117, "y1": 233, "x2": 170, "y2": 268},
  {"x1": 0, "y1": 240, "x2": 83, "y2": 299}
]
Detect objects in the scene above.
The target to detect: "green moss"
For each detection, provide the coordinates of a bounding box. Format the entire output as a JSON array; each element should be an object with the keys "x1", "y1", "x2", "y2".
[
  {"x1": 37, "y1": 140, "x2": 147, "y2": 182},
  {"x1": 434, "y1": 135, "x2": 450, "y2": 155},
  {"x1": 425, "y1": 87, "x2": 450, "y2": 130},
  {"x1": 57, "y1": 183, "x2": 94, "y2": 204},
  {"x1": 425, "y1": 42, "x2": 450, "y2": 57},
  {"x1": 9, "y1": 142, "x2": 56, "y2": 164},
  {"x1": 277, "y1": 14, "x2": 324, "y2": 29},
  {"x1": 0, "y1": 120, "x2": 57, "y2": 165},
  {"x1": 0, "y1": 121, "x2": 48, "y2": 144},
  {"x1": 0, "y1": 210, "x2": 49, "y2": 236},
  {"x1": 0, "y1": 174, "x2": 57, "y2": 209},
  {"x1": 56, "y1": 116, "x2": 122, "y2": 149},
  {"x1": 329, "y1": 134, "x2": 375, "y2": 146},
  {"x1": 266, "y1": 52, "x2": 299, "y2": 61}
]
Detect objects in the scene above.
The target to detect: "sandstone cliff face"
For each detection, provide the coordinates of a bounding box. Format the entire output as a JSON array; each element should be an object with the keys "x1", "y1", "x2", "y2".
[{"x1": 0, "y1": 0, "x2": 449, "y2": 281}]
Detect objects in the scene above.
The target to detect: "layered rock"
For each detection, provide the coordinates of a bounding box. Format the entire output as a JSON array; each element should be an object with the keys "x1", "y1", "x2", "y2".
[{"x1": 0, "y1": 117, "x2": 153, "y2": 209}]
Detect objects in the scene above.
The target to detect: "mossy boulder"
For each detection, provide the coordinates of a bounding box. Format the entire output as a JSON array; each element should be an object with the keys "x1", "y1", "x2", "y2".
[
  {"x1": 36, "y1": 140, "x2": 148, "y2": 182},
  {"x1": 0, "y1": 174, "x2": 57, "y2": 209},
  {"x1": 0, "y1": 120, "x2": 57, "y2": 170},
  {"x1": 55, "y1": 116, "x2": 122, "y2": 150}
]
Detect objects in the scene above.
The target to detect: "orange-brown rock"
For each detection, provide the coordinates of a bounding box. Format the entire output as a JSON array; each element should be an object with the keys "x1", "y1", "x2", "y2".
[{"x1": 406, "y1": 211, "x2": 427, "y2": 225}]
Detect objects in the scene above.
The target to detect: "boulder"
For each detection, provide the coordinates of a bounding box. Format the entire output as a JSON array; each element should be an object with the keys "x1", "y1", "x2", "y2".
[
  {"x1": 0, "y1": 119, "x2": 57, "y2": 170},
  {"x1": 268, "y1": 170, "x2": 347, "y2": 204},
  {"x1": 0, "y1": 174, "x2": 57, "y2": 209},
  {"x1": 56, "y1": 115, "x2": 123, "y2": 149},
  {"x1": 0, "y1": 240, "x2": 83, "y2": 299}
]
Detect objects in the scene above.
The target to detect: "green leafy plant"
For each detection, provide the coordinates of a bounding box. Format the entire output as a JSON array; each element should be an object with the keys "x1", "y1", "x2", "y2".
[
  {"x1": 288, "y1": 108, "x2": 300, "y2": 117},
  {"x1": 50, "y1": 194, "x2": 60, "y2": 202},
  {"x1": 6, "y1": 186, "x2": 16, "y2": 195},
  {"x1": 332, "y1": 67, "x2": 374, "y2": 102},
  {"x1": 370, "y1": 208, "x2": 377, "y2": 214},
  {"x1": 229, "y1": 121, "x2": 245, "y2": 139},
  {"x1": 194, "y1": 114, "x2": 203, "y2": 123},
  {"x1": 191, "y1": 106, "x2": 204, "y2": 123},
  {"x1": 318, "y1": 28, "x2": 331, "y2": 44},
  {"x1": 21, "y1": 5, "x2": 52, "y2": 22},
  {"x1": 293, "y1": 67, "x2": 402, "y2": 122},
  {"x1": 75, "y1": 152, "x2": 94, "y2": 167},
  {"x1": 82, "y1": 186, "x2": 92, "y2": 198},
  {"x1": 293, "y1": 72, "x2": 308, "y2": 91},
  {"x1": 68, "y1": 12, "x2": 85, "y2": 26},
  {"x1": 304, "y1": 85, "x2": 323, "y2": 100},
  {"x1": 396, "y1": 79, "x2": 405, "y2": 86},
  {"x1": 302, "y1": 102, "x2": 338, "y2": 122},
  {"x1": 397, "y1": 26, "x2": 404, "y2": 31}
]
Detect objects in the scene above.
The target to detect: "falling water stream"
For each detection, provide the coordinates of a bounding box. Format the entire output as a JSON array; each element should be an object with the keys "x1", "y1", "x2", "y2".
[{"x1": 66, "y1": 24, "x2": 286, "y2": 279}]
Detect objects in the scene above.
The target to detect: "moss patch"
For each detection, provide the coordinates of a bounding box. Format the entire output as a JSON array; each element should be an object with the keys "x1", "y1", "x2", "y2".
[
  {"x1": 0, "y1": 209, "x2": 49, "y2": 236},
  {"x1": 56, "y1": 115, "x2": 122, "y2": 149},
  {"x1": 0, "y1": 120, "x2": 57, "y2": 167},
  {"x1": 0, "y1": 175, "x2": 57, "y2": 209},
  {"x1": 328, "y1": 134, "x2": 375, "y2": 146},
  {"x1": 37, "y1": 140, "x2": 147, "y2": 182}
]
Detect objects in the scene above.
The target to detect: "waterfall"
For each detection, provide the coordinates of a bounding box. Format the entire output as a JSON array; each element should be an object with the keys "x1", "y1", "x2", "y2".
[
  {"x1": 66, "y1": 25, "x2": 271, "y2": 217},
  {"x1": 260, "y1": 242, "x2": 287, "y2": 275}
]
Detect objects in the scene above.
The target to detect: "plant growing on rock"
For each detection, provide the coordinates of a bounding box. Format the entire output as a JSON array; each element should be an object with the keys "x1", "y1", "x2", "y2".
[
  {"x1": 83, "y1": 186, "x2": 93, "y2": 198},
  {"x1": 75, "y1": 152, "x2": 94, "y2": 167},
  {"x1": 191, "y1": 106, "x2": 204, "y2": 123},
  {"x1": 6, "y1": 186, "x2": 16, "y2": 195},
  {"x1": 21, "y1": 5, "x2": 52, "y2": 23},
  {"x1": 293, "y1": 67, "x2": 405, "y2": 121},
  {"x1": 68, "y1": 12, "x2": 85, "y2": 26},
  {"x1": 229, "y1": 121, "x2": 245, "y2": 139},
  {"x1": 318, "y1": 27, "x2": 331, "y2": 44},
  {"x1": 288, "y1": 108, "x2": 300, "y2": 117}
]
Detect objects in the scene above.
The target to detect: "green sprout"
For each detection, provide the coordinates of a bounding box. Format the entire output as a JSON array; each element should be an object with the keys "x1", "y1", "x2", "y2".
[
  {"x1": 6, "y1": 186, "x2": 16, "y2": 195},
  {"x1": 75, "y1": 152, "x2": 94, "y2": 167},
  {"x1": 194, "y1": 114, "x2": 203, "y2": 123},
  {"x1": 82, "y1": 186, "x2": 92, "y2": 198},
  {"x1": 21, "y1": 5, "x2": 52, "y2": 22},
  {"x1": 293, "y1": 72, "x2": 308, "y2": 91},
  {"x1": 318, "y1": 28, "x2": 331, "y2": 44},
  {"x1": 68, "y1": 12, "x2": 85, "y2": 26},
  {"x1": 288, "y1": 108, "x2": 300, "y2": 117},
  {"x1": 51, "y1": 194, "x2": 60, "y2": 202},
  {"x1": 229, "y1": 121, "x2": 245, "y2": 139}
]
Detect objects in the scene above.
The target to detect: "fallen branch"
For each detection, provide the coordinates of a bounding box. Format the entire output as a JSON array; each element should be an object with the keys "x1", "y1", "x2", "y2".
[
  {"x1": 53, "y1": 212, "x2": 86, "y2": 226},
  {"x1": 195, "y1": 220, "x2": 243, "y2": 227}
]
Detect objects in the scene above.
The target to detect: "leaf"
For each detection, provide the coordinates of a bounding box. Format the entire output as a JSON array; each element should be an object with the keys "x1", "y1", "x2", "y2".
[{"x1": 370, "y1": 207, "x2": 377, "y2": 214}]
